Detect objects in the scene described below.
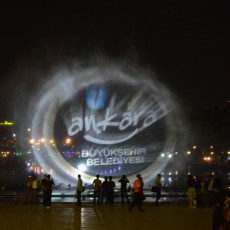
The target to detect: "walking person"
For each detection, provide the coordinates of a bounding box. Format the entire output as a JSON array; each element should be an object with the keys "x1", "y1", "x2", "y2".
[
  {"x1": 118, "y1": 175, "x2": 130, "y2": 205},
  {"x1": 153, "y1": 174, "x2": 162, "y2": 206},
  {"x1": 128, "y1": 174, "x2": 144, "y2": 212},
  {"x1": 92, "y1": 174, "x2": 101, "y2": 205},
  {"x1": 140, "y1": 176, "x2": 146, "y2": 201},
  {"x1": 76, "y1": 174, "x2": 83, "y2": 206}
]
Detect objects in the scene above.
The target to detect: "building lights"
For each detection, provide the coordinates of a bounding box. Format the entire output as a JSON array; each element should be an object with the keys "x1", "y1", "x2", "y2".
[
  {"x1": 65, "y1": 138, "x2": 72, "y2": 145},
  {"x1": 29, "y1": 139, "x2": 35, "y2": 144},
  {"x1": 40, "y1": 138, "x2": 45, "y2": 143},
  {"x1": 0, "y1": 121, "x2": 14, "y2": 126},
  {"x1": 203, "y1": 156, "x2": 213, "y2": 161}
]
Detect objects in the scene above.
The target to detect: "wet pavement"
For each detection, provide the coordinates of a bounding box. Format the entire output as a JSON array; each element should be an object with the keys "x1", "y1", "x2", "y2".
[{"x1": 0, "y1": 201, "x2": 213, "y2": 230}]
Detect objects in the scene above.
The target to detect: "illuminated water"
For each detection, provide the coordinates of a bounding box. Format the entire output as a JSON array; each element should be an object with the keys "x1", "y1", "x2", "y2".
[{"x1": 24, "y1": 61, "x2": 186, "y2": 186}]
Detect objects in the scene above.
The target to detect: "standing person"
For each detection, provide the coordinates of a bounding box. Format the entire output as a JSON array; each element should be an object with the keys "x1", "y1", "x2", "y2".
[
  {"x1": 24, "y1": 172, "x2": 34, "y2": 204},
  {"x1": 213, "y1": 173, "x2": 222, "y2": 192},
  {"x1": 187, "y1": 174, "x2": 197, "y2": 208},
  {"x1": 212, "y1": 187, "x2": 225, "y2": 230},
  {"x1": 213, "y1": 173, "x2": 222, "y2": 205},
  {"x1": 31, "y1": 174, "x2": 39, "y2": 204},
  {"x1": 153, "y1": 174, "x2": 162, "y2": 206},
  {"x1": 107, "y1": 176, "x2": 116, "y2": 206},
  {"x1": 224, "y1": 188, "x2": 230, "y2": 230},
  {"x1": 207, "y1": 174, "x2": 215, "y2": 206},
  {"x1": 195, "y1": 176, "x2": 204, "y2": 207},
  {"x1": 76, "y1": 174, "x2": 83, "y2": 206},
  {"x1": 41, "y1": 174, "x2": 47, "y2": 207},
  {"x1": 100, "y1": 176, "x2": 109, "y2": 205},
  {"x1": 128, "y1": 174, "x2": 144, "y2": 212},
  {"x1": 92, "y1": 174, "x2": 101, "y2": 205},
  {"x1": 43, "y1": 174, "x2": 54, "y2": 208},
  {"x1": 118, "y1": 175, "x2": 130, "y2": 205}
]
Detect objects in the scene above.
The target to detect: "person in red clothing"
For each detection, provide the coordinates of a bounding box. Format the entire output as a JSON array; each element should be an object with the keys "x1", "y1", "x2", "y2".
[{"x1": 128, "y1": 174, "x2": 144, "y2": 212}]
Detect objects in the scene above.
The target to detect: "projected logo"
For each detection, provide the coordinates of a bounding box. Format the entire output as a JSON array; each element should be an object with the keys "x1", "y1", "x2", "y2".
[{"x1": 31, "y1": 64, "x2": 178, "y2": 184}]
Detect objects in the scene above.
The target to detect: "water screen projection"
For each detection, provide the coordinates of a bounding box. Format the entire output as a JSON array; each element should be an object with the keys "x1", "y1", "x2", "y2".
[{"x1": 30, "y1": 63, "x2": 183, "y2": 185}]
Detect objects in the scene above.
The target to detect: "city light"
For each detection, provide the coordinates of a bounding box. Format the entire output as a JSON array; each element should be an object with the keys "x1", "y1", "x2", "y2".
[
  {"x1": 203, "y1": 156, "x2": 213, "y2": 162},
  {"x1": 65, "y1": 138, "x2": 72, "y2": 145},
  {"x1": 40, "y1": 138, "x2": 45, "y2": 143},
  {"x1": 0, "y1": 121, "x2": 14, "y2": 126},
  {"x1": 29, "y1": 139, "x2": 35, "y2": 144}
]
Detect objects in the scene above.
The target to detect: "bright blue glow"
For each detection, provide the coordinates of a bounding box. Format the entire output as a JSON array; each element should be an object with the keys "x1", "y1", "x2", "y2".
[{"x1": 86, "y1": 84, "x2": 108, "y2": 110}]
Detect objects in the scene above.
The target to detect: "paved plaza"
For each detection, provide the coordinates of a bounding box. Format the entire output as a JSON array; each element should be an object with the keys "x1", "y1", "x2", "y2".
[{"x1": 0, "y1": 202, "x2": 213, "y2": 230}]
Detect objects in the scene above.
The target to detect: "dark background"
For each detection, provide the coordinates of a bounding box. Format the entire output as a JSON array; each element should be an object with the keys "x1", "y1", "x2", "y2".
[{"x1": 0, "y1": 1, "x2": 230, "y2": 147}]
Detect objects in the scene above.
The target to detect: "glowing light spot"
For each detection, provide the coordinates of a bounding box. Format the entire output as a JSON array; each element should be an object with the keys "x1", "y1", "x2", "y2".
[
  {"x1": 30, "y1": 139, "x2": 35, "y2": 144},
  {"x1": 65, "y1": 138, "x2": 72, "y2": 145},
  {"x1": 78, "y1": 164, "x2": 87, "y2": 172}
]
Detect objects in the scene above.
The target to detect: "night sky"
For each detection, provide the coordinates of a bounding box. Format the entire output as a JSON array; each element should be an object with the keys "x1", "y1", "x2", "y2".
[{"x1": 0, "y1": 1, "x2": 230, "y2": 146}]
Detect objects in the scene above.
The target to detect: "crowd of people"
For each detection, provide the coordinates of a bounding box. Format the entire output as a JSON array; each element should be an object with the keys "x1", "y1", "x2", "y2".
[
  {"x1": 186, "y1": 173, "x2": 230, "y2": 230},
  {"x1": 76, "y1": 173, "x2": 157, "y2": 213},
  {"x1": 23, "y1": 171, "x2": 230, "y2": 229},
  {"x1": 24, "y1": 172, "x2": 54, "y2": 209}
]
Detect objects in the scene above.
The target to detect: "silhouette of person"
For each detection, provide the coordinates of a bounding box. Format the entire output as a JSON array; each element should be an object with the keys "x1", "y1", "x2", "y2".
[
  {"x1": 100, "y1": 176, "x2": 109, "y2": 205},
  {"x1": 153, "y1": 174, "x2": 162, "y2": 206},
  {"x1": 93, "y1": 174, "x2": 101, "y2": 205},
  {"x1": 31, "y1": 174, "x2": 39, "y2": 204},
  {"x1": 76, "y1": 174, "x2": 83, "y2": 206},
  {"x1": 42, "y1": 174, "x2": 54, "y2": 208},
  {"x1": 41, "y1": 174, "x2": 47, "y2": 206},
  {"x1": 119, "y1": 175, "x2": 130, "y2": 205},
  {"x1": 25, "y1": 172, "x2": 34, "y2": 204},
  {"x1": 107, "y1": 176, "x2": 115, "y2": 206},
  {"x1": 212, "y1": 187, "x2": 225, "y2": 230},
  {"x1": 187, "y1": 174, "x2": 196, "y2": 208}
]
